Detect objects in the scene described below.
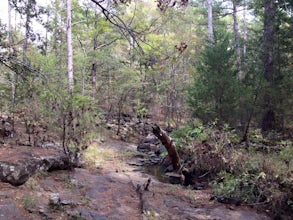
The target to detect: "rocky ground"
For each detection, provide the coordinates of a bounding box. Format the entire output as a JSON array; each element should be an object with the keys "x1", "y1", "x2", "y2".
[
  {"x1": 0, "y1": 136, "x2": 271, "y2": 220},
  {"x1": 0, "y1": 115, "x2": 274, "y2": 219}
]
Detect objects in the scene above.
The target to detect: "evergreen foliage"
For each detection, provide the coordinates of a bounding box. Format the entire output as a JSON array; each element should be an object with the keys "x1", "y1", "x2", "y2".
[
  {"x1": 188, "y1": 31, "x2": 240, "y2": 126},
  {"x1": 0, "y1": 0, "x2": 292, "y2": 215}
]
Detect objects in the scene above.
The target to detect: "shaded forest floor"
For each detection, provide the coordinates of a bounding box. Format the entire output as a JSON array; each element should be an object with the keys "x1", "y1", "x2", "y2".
[
  {"x1": 0, "y1": 126, "x2": 271, "y2": 220},
  {"x1": 2, "y1": 115, "x2": 293, "y2": 219}
]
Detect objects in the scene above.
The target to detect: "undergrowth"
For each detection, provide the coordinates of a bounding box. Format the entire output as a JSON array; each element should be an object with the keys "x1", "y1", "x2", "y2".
[
  {"x1": 172, "y1": 122, "x2": 293, "y2": 216},
  {"x1": 82, "y1": 140, "x2": 135, "y2": 171}
]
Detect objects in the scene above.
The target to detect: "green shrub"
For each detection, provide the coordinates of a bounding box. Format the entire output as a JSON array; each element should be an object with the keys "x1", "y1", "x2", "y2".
[
  {"x1": 211, "y1": 144, "x2": 293, "y2": 214},
  {"x1": 211, "y1": 170, "x2": 267, "y2": 203},
  {"x1": 172, "y1": 121, "x2": 208, "y2": 150}
]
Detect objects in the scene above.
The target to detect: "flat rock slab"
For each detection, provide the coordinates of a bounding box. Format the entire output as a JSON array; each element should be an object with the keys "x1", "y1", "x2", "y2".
[
  {"x1": 72, "y1": 169, "x2": 140, "y2": 219},
  {"x1": 0, "y1": 183, "x2": 31, "y2": 220},
  {"x1": 0, "y1": 140, "x2": 272, "y2": 220},
  {"x1": 0, "y1": 201, "x2": 29, "y2": 220},
  {"x1": 0, "y1": 168, "x2": 141, "y2": 220},
  {"x1": 210, "y1": 206, "x2": 270, "y2": 220},
  {"x1": 0, "y1": 146, "x2": 71, "y2": 186},
  {"x1": 140, "y1": 185, "x2": 270, "y2": 220}
]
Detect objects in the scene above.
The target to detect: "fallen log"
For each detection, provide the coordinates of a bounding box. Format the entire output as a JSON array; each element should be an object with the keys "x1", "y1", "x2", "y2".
[{"x1": 152, "y1": 124, "x2": 181, "y2": 172}]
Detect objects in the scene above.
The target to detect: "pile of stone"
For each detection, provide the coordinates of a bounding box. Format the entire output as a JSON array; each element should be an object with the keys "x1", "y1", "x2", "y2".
[{"x1": 100, "y1": 113, "x2": 153, "y2": 140}]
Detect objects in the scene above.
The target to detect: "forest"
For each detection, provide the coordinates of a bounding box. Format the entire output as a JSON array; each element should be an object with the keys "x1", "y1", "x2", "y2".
[{"x1": 0, "y1": 0, "x2": 292, "y2": 219}]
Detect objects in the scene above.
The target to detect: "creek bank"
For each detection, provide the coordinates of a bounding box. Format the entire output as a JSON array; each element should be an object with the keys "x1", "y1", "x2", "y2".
[
  {"x1": 135, "y1": 132, "x2": 205, "y2": 187},
  {"x1": 0, "y1": 137, "x2": 271, "y2": 220},
  {"x1": 0, "y1": 114, "x2": 273, "y2": 219}
]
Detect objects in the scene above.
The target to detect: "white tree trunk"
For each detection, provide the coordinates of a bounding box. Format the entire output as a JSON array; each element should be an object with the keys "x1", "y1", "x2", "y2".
[
  {"x1": 8, "y1": 0, "x2": 16, "y2": 106},
  {"x1": 66, "y1": 0, "x2": 74, "y2": 94},
  {"x1": 92, "y1": 12, "x2": 98, "y2": 99},
  {"x1": 23, "y1": 0, "x2": 30, "y2": 63},
  {"x1": 8, "y1": 0, "x2": 12, "y2": 42},
  {"x1": 232, "y1": 0, "x2": 244, "y2": 80},
  {"x1": 243, "y1": 0, "x2": 247, "y2": 59},
  {"x1": 207, "y1": 0, "x2": 213, "y2": 44}
]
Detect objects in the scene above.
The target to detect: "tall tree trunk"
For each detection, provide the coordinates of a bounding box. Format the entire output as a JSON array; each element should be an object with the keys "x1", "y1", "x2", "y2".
[
  {"x1": 8, "y1": 0, "x2": 15, "y2": 106},
  {"x1": 262, "y1": 0, "x2": 276, "y2": 132},
  {"x1": 232, "y1": 0, "x2": 245, "y2": 131},
  {"x1": 91, "y1": 63, "x2": 97, "y2": 98},
  {"x1": 8, "y1": 0, "x2": 12, "y2": 43},
  {"x1": 53, "y1": 0, "x2": 59, "y2": 53},
  {"x1": 8, "y1": 0, "x2": 16, "y2": 132},
  {"x1": 243, "y1": 0, "x2": 247, "y2": 60},
  {"x1": 53, "y1": 0, "x2": 63, "y2": 72},
  {"x1": 232, "y1": 0, "x2": 243, "y2": 80},
  {"x1": 263, "y1": 1, "x2": 276, "y2": 83},
  {"x1": 166, "y1": 64, "x2": 175, "y2": 129},
  {"x1": 44, "y1": 12, "x2": 49, "y2": 55},
  {"x1": 23, "y1": 0, "x2": 30, "y2": 64},
  {"x1": 65, "y1": 0, "x2": 75, "y2": 151},
  {"x1": 91, "y1": 13, "x2": 98, "y2": 99},
  {"x1": 207, "y1": 0, "x2": 213, "y2": 44},
  {"x1": 66, "y1": 0, "x2": 74, "y2": 94}
]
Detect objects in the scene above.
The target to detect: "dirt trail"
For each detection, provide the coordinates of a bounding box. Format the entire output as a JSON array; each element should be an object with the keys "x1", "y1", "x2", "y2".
[{"x1": 0, "y1": 139, "x2": 271, "y2": 220}]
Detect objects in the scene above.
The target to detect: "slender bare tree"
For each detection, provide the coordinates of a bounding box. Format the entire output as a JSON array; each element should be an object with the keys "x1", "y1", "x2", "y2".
[
  {"x1": 8, "y1": 0, "x2": 15, "y2": 105},
  {"x1": 261, "y1": 0, "x2": 277, "y2": 133},
  {"x1": 232, "y1": 0, "x2": 244, "y2": 80},
  {"x1": 207, "y1": 0, "x2": 213, "y2": 43},
  {"x1": 67, "y1": 0, "x2": 74, "y2": 94},
  {"x1": 261, "y1": 0, "x2": 277, "y2": 132},
  {"x1": 243, "y1": 0, "x2": 247, "y2": 60},
  {"x1": 22, "y1": 0, "x2": 32, "y2": 64},
  {"x1": 91, "y1": 11, "x2": 98, "y2": 99}
]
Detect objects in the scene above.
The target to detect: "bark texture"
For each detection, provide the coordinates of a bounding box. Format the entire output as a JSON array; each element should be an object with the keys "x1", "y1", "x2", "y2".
[
  {"x1": 232, "y1": 0, "x2": 244, "y2": 80},
  {"x1": 66, "y1": 0, "x2": 74, "y2": 93},
  {"x1": 262, "y1": 0, "x2": 277, "y2": 132},
  {"x1": 263, "y1": 0, "x2": 276, "y2": 83},
  {"x1": 207, "y1": 0, "x2": 213, "y2": 44},
  {"x1": 152, "y1": 124, "x2": 181, "y2": 172}
]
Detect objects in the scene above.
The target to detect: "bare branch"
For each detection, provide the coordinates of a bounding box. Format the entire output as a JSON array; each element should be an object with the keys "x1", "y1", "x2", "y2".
[
  {"x1": 89, "y1": 0, "x2": 144, "y2": 54},
  {"x1": 0, "y1": 55, "x2": 45, "y2": 80}
]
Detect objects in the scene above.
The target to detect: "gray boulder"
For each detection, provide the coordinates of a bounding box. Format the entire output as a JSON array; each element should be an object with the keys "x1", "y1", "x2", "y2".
[{"x1": 0, "y1": 153, "x2": 73, "y2": 186}]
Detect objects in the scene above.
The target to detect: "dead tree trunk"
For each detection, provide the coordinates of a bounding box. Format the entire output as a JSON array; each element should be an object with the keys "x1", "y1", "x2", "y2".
[{"x1": 152, "y1": 124, "x2": 181, "y2": 172}]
